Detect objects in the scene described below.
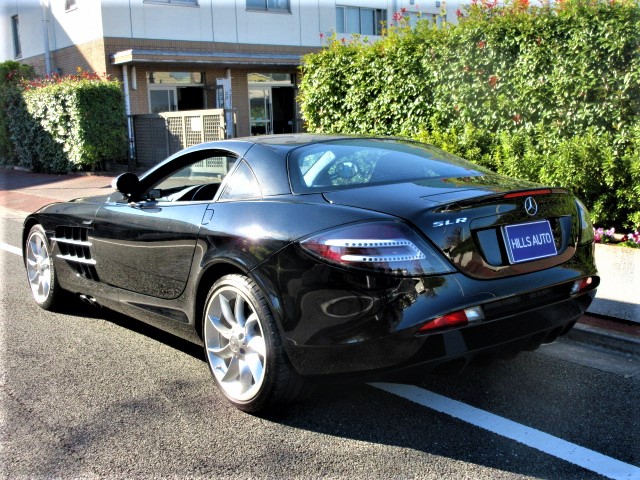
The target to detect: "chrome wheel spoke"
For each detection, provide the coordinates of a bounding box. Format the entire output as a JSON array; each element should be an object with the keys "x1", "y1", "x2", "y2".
[
  {"x1": 208, "y1": 344, "x2": 233, "y2": 359},
  {"x1": 244, "y1": 353, "x2": 263, "y2": 384},
  {"x1": 35, "y1": 235, "x2": 44, "y2": 256},
  {"x1": 234, "y1": 295, "x2": 246, "y2": 327},
  {"x1": 247, "y1": 335, "x2": 266, "y2": 358},
  {"x1": 39, "y1": 275, "x2": 49, "y2": 297},
  {"x1": 238, "y1": 360, "x2": 253, "y2": 392},
  {"x1": 221, "y1": 356, "x2": 240, "y2": 383},
  {"x1": 219, "y1": 293, "x2": 237, "y2": 329},
  {"x1": 28, "y1": 268, "x2": 38, "y2": 283},
  {"x1": 245, "y1": 313, "x2": 258, "y2": 331},
  {"x1": 207, "y1": 314, "x2": 232, "y2": 339}
]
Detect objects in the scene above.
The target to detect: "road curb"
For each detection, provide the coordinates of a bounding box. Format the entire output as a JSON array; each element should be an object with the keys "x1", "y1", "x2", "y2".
[{"x1": 568, "y1": 323, "x2": 640, "y2": 357}]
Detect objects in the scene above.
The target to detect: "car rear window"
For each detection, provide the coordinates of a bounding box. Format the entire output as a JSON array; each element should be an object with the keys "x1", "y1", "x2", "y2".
[{"x1": 288, "y1": 139, "x2": 489, "y2": 193}]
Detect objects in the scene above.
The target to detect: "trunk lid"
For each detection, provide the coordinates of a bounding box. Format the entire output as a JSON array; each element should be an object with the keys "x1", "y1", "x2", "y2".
[{"x1": 323, "y1": 176, "x2": 579, "y2": 279}]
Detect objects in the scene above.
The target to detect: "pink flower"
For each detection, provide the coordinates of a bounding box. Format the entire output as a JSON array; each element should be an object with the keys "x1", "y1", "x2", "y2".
[
  {"x1": 392, "y1": 11, "x2": 403, "y2": 21},
  {"x1": 456, "y1": 8, "x2": 463, "y2": 17},
  {"x1": 594, "y1": 228, "x2": 603, "y2": 242}
]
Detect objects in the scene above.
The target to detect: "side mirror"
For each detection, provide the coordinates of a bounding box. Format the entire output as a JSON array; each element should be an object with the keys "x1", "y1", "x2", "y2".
[{"x1": 112, "y1": 172, "x2": 140, "y2": 198}]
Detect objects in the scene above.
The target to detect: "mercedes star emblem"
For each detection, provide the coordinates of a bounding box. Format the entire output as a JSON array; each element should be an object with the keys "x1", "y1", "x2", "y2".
[{"x1": 524, "y1": 196, "x2": 538, "y2": 216}]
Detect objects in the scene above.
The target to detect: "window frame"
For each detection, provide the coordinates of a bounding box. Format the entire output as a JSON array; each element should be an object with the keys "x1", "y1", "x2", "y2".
[
  {"x1": 246, "y1": 0, "x2": 291, "y2": 14},
  {"x1": 143, "y1": 0, "x2": 199, "y2": 6},
  {"x1": 335, "y1": 6, "x2": 386, "y2": 36}
]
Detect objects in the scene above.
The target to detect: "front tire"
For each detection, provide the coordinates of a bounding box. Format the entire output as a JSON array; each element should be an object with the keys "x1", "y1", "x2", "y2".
[
  {"x1": 203, "y1": 274, "x2": 309, "y2": 412},
  {"x1": 25, "y1": 224, "x2": 63, "y2": 311}
]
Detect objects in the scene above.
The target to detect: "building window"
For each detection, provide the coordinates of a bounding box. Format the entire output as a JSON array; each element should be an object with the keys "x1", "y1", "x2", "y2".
[
  {"x1": 147, "y1": 72, "x2": 204, "y2": 84},
  {"x1": 65, "y1": 0, "x2": 77, "y2": 11},
  {"x1": 143, "y1": 0, "x2": 199, "y2": 5},
  {"x1": 147, "y1": 72, "x2": 205, "y2": 113},
  {"x1": 11, "y1": 15, "x2": 21, "y2": 58},
  {"x1": 336, "y1": 6, "x2": 386, "y2": 36},
  {"x1": 246, "y1": 0, "x2": 290, "y2": 13}
]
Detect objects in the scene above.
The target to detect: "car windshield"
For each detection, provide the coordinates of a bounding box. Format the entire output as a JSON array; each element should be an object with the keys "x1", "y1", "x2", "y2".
[{"x1": 288, "y1": 138, "x2": 489, "y2": 194}]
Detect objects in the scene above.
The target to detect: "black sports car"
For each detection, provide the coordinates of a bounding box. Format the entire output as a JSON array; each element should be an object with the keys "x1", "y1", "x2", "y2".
[{"x1": 23, "y1": 134, "x2": 598, "y2": 412}]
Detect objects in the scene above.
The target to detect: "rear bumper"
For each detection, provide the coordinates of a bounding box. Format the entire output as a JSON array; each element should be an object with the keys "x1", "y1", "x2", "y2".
[
  {"x1": 286, "y1": 289, "x2": 594, "y2": 379},
  {"x1": 256, "y1": 243, "x2": 598, "y2": 379}
]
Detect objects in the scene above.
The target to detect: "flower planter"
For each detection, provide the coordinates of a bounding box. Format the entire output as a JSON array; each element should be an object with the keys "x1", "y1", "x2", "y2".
[{"x1": 588, "y1": 244, "x2": 640, "y2": 323}]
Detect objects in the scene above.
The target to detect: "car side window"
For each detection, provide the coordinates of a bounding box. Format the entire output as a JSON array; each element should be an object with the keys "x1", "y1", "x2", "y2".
[
  {"x1": 151, "y1": 155, "x2": 237, "y2": 202},
  {"x1": 219, "y1": 160, "x2": 261, "y2": 201}
]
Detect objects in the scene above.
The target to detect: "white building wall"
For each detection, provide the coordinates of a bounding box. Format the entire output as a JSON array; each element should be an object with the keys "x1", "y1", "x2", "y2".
[
  {"x1": 49, "y1": 0, "x2": 104, "y2": 50},
  {"x1": 103, "y1": 1, "x2": 214, "y2": 41},
  {"x1": 1, "y1": 0, "x2": 465, "y2": 63},
  {"x1": 0, "y1": 0, "x2": 16, "y2": 61},
  {"x1": 0, "y1": 0, "x2": 45, "y2": 61}
]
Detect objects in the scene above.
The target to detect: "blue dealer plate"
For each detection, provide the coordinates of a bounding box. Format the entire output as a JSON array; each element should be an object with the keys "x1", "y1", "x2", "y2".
[{"x1": 502, "y1": 220, "x2": 558, "y2": 264}]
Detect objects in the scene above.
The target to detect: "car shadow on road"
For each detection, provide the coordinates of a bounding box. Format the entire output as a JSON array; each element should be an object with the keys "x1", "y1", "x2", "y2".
[{"x1": 60, "y1": 300, "x2": 204, "y2": 360}]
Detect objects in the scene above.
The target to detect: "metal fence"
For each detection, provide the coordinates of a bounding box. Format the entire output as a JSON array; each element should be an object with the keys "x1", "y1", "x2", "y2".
[{"x1": 131, "y1": 109, "x2": 226, "y2": 169}]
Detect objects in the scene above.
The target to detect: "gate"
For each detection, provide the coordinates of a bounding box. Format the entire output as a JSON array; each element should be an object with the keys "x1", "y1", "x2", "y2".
[{"x1": 132, "y1": 109, "x2": 227, "y2": 168}]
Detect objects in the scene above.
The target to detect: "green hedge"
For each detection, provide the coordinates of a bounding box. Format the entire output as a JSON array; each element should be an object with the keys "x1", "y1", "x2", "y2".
[
  {"x1": 0, "y1": 61, "x2": 35, "y2": 166},
  {"x1": 298, "y1": 0, "x2": 640, "y2": 228},
  {"x1": 6, "y1": 72, "x2": 127, "y2": 173}
]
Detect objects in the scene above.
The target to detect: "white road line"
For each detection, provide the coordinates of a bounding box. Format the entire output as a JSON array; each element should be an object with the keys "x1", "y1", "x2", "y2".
[
  {"x1": 371, "y1": 383, "x2": 640, "y2": 480},
  {"x1": 0, "y1": 242, "x2": 21, "y2": 256}
]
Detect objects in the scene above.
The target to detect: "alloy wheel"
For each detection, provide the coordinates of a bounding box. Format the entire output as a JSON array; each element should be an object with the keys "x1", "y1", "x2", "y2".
[
  {"x1": 26, "y1": 229, "x2": 52, "y2": 304},
  {"x1": 204, "y1": 285, "x2": 267, "y2": 402}
]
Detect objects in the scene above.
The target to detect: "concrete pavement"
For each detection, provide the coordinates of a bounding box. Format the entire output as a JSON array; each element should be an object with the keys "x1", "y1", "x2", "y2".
[{"x1": 1, "y1": 166, "x2": 638, "y2": 355}]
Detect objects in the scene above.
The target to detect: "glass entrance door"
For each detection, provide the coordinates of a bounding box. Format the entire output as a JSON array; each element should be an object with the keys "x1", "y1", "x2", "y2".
[
  {"x1": 249, "y1": 87, "x2": 271, "y2": 135},
  {"x1": 248, "y1": 73, "x2": 297, "y2": 136}
]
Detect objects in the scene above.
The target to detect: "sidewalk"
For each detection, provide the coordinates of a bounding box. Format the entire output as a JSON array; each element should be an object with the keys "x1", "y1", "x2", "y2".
[
  {"x1": 0, "y1": 168, "x2": 117, "y2": 215},
  {"x1": 1, "y1": 167, "x2": 638, "y2": 355}
]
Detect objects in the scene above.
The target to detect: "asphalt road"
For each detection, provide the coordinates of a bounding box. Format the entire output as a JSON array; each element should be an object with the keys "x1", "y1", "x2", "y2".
[{"x1": 1, "y1": 213, "x2": 639, "y2": 480}]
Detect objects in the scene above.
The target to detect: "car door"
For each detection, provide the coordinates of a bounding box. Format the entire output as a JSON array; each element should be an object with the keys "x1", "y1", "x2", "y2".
[{"x1": 91, "y1": 152, "x2": 238, "y2": 299}]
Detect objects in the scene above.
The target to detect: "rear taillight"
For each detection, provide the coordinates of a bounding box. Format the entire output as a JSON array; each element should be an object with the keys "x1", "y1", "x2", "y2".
[
  {"x1": 417, "y1": 306, "x2": 485, "y2": 333},
  {"x1": 300, "y1": 221, "x2": 454, "y2": 276},
  {"x1": 571, "y1": 276, "x2": 593, "y2": 294}
]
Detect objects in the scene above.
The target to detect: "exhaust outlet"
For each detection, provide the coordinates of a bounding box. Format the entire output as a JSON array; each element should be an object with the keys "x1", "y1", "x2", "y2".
[{"x1": 79, "y1": 294, "x2": 101, "y2": 307}]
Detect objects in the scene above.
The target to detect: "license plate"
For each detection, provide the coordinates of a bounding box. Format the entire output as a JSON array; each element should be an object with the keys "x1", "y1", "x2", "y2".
[{"x1": 502, "y1": 220, "x2": 557, "y2": 264}]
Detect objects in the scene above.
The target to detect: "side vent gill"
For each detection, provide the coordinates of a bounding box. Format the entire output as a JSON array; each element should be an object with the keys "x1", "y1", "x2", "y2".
[{"x1": 53, "y1": 226, "x2": 99, "y2": 281}]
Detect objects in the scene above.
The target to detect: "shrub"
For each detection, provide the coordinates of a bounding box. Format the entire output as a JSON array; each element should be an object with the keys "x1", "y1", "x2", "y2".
[
  {"x1": 299, "y1": 0, "x2": 640, "y2": 228},
  {"x1": 7, "y1": 70, "x2": 127, "y2": 173},
  {"x1": 0, "y1": 61, "x2": 35, "y2": 166}
]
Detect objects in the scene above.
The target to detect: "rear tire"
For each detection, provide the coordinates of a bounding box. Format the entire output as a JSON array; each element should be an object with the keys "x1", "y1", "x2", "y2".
[
  {"x1": 203, "y1": 274, "x2": 310, "y2": 412},
  {"x1": 25, "y1": 224, "x2": 63, "y2": 311}
]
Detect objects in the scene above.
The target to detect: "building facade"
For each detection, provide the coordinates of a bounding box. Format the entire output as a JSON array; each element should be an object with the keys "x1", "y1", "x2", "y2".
[{"x1": 1, "y1": 0, "x2": 457, "y2": 139}]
